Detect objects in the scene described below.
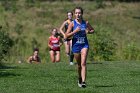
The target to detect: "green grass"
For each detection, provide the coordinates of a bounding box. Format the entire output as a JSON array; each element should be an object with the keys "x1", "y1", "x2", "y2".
[{"x1": 0, "y1": 61, "x2": 140, "y2": 93}]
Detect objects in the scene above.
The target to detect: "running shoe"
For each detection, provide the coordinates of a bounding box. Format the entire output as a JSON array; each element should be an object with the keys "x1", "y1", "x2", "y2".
[
  {"x1": 78, "y1": 78, "x2": 82, "y2": 87},
  {"x1": 81, "y1": 82, "x2": 86, "y2": 88},
  {"x1": 70, "y1": 62, "x2": 74, "y2": 65}
]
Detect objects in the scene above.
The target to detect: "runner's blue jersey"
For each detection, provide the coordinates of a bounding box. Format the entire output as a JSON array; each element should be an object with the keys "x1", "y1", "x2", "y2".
[{"x1": 72, "y1": 19, "x2": 89, "y2": 52}]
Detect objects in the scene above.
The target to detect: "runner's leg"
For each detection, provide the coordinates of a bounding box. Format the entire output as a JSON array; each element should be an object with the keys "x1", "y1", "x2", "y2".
[
  {"x1": 81, "y1": 48, "x2": 88, "y2": 83},
  {"x1": 49, "y1": 50, "x2": 55, "y2": 63},
  {"x1": 55, "y1": 51, "x2": 60, "y2": 62}
]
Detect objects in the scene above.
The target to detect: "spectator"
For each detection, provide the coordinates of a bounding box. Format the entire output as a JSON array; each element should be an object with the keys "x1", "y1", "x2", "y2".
[{"x1": 27, "y1": 48, "x2": 41, "y2": 63}]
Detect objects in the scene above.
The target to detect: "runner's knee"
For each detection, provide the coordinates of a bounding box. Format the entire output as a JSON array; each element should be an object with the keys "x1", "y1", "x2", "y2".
[{"x1": 81, "y1": 62, "x2": 86, "y2": 67}]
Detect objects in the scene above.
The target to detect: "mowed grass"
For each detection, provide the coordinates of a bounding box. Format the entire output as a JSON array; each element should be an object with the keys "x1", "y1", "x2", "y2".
[{"x1": 0, "y1": 61, "x2": 140, "y2": 93}]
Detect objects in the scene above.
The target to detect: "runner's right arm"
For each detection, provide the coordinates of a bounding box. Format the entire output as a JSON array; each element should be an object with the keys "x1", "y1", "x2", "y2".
[
  {"x1": 65, "y1": 22, "x2": 80, "y2": 38},
  {"x1": 60, "y1": 21, "x2": 67, "y2": 37}
]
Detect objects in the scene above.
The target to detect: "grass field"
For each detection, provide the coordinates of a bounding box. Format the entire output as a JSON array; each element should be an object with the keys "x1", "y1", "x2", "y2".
[
  {"x1": 0, "y1": 61, "x2": 140, "y2": 93},
  {"x1": 0, "y1": 1, "x2": 140, "y2": 93}
]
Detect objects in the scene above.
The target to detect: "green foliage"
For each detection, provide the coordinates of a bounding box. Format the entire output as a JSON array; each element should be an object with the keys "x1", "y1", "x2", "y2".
[
  {"x1": 0, "y1": 27, "x2": 13, "y2": 62},
  {"x1": 14, "y1": 23, "x2": 23, "y2": 35},
  {"x1": 13, "y1": 23, "x2": 25, "y2": 53},
  {"x1": 0, "y1": 0, "x2": 139, "y2": 62},
  {"x1": 31, "y1": 37, "x2": 41, "y2": 49},
  {"x1": 123, "y1": 43, "x2": 140, "y2": 60},
  {"x1": 0, "y1": 0, "x2": 18, "y2": 13},
  {"x1": 95, "y1": 0, "x2": 105, "y2": 9},
  {"x1": 7, "y1": 22, "x2": 28, "y2": 63},
  {"x1": 88, "y1": 25, "x2": 117, "y2": 61},
  {"x1": 25, "y1": 0, "x2": 36, "y2": 7}
]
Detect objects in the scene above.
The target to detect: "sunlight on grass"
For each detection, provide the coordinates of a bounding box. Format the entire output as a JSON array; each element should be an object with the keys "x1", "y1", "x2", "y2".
[{"x1": 0, "y1": 61, "x2": 140, "y2": 93}]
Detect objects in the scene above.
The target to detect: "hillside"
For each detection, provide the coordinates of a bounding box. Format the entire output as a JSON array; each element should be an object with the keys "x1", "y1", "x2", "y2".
[{"x1": 0, "y1": 0, "x2": 139, "y2": 63}]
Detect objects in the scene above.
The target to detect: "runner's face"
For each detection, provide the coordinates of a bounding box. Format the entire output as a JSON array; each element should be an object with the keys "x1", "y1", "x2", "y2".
[
  {"x1": 34, "y1": 51, "x2": 38, "y2": 57},
  {"x1": 67, "y1": 12, "x2": 72, "y2": 19},
  {"x1": 75, "y1": 9, "x2": 82, "y2": 20},
  {"x1": 52, "y1": 29, "x2": 57, "y2": 36}
]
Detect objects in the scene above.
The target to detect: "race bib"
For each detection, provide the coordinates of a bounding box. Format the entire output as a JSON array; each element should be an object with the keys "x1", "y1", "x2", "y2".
[
  {"x1": 53, "y1": 44, "x2": 59, "y2": 47},
  {"x1": 76, "y1": 37, "x2": 85, "y2": 44}
]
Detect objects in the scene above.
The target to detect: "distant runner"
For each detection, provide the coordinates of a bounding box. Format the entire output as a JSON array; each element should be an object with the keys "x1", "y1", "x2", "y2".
[
  {"x1": 60, "y1": 11, "x2": 74, "y2": 65},
  {"x1": 48, "y1": 28, "x2": 63, "y2": 63}
]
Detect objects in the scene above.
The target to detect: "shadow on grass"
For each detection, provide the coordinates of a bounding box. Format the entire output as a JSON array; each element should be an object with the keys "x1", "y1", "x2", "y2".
[
  {"x1": 0, "y1": 63, "x2": 21, "y2": 77},
  {"x1": 130, "y1": 71, "x2": 140, "y2": 76},
  {"x1": 0, "y1": 71, "x2": 21, "y2": 77},
  {"x1": 87, "y1": 62, "x2": 103, "y2": 64},
  {"x1": 95, "y1": 85, "x2": 115, "y2": 88},
  {"x1": 65, "y1": 69, "x2": 75, "y2": 72},
  {"x1": 0, "y1": 63, "x2": 28, "y2": 70},
  {"x1": 74, "y1": 62, "x2": 103, "y2": 65},
  {"x1": 0, "y1": 65, "x2": 18, "y2": 69}
]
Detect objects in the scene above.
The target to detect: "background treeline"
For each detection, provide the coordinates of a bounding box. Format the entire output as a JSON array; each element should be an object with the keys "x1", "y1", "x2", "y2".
[
  {"x1": 0, "y1": 0, "x2": 139, "y2": 64},
  {"x1": 23, "y1": 0, "x2": 140, "y2": 2},
  {"x1": 32, "y1": 0, "x2": 140, "y2": 1}
]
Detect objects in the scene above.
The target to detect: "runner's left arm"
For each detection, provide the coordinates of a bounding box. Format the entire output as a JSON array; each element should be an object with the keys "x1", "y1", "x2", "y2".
[{"x1": 86, "y1": 21, "x2": 94, "y2": 34}]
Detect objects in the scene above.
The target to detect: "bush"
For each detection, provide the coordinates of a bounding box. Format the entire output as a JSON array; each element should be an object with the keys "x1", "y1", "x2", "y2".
[
  {"x1": 88, "y1": 25, "x2": 117, "y2": 61},
  {"x1": 0, "y1": 27, "x2": 13, "y2": 62},
  {"x1": 123, "y1": 43, "x2": 140, "y2": 60}
]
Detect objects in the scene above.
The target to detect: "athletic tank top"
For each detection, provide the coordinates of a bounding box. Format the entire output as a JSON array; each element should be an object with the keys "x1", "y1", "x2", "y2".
[
  {"x1": 31, "y1": 56, "x2": 40, "y2": 62},
  {"x1": 49, "y1": 36, "x2": 60, "y2": 51},
  {"x1": 72, "y1": 19, "x2": 88, "y2": 46},
  {"x1": 64, "y1": 19, "x2": 72, "y2": 33}
]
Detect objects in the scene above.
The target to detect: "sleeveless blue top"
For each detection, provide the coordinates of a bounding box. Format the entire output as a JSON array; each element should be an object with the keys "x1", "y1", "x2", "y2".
[{"x1": 72, "y1": 19, "x2": 89, "y2": 48}]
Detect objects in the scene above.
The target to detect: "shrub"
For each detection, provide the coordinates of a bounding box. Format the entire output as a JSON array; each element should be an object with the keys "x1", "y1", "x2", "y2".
[
  {"x1": 88, "y1": 25, "x2": 117, "y2": 61},
  {"x1": 123, "y1": 43, "x2": 140, "y2": 60},
  {"x1": 0, "y1": 27, "x2": 13, "y2": 62}
]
